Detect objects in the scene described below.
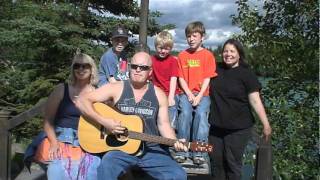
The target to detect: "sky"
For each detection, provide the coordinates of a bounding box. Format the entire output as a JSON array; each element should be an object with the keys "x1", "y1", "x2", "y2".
[{"x1": 146, "y1": 0, "x2": 242, "y2": 51}]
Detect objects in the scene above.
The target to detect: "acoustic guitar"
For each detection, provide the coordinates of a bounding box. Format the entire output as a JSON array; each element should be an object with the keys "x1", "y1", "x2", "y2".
[{"x1": 78, "y1": 103, "x2": 213, "y2": 154}]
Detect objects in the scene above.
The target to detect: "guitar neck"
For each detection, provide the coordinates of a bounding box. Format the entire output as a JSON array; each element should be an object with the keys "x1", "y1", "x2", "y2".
[{"x1": 128, "y1": 131, "x2": 190, "y2": 148}]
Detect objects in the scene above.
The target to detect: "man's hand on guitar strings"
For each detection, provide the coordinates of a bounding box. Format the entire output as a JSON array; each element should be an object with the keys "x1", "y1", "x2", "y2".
[
  {"x1": 173, "y1": 139, "x2": 188, "y2": 152},
  {"x1": 102, "y1": 118, "x2": 126, "y2": 135},
  {"x1": 112, "y1": 125, "x2": 126, "y2": 135}
]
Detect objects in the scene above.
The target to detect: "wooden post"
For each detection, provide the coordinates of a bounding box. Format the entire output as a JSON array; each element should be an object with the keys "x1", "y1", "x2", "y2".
[
  {"x1": 0, "y1": 110, "x2": 11, "y2": 180},
  {"x1": 255, "y1": 138, "x2": 272, "y2": 180},
  {"x1": 139, "y1": 0, "x2": 149, "y2": 51}
]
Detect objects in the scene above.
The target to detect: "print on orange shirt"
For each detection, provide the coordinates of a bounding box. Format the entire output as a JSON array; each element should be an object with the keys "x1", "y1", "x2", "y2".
[{"x1": 187, "y1": 59, "x2": 200, "y2": 67}]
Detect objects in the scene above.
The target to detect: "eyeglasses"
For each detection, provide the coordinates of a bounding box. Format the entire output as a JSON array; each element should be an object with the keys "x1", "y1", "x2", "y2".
[
  {"x1": 73, "y1": 63, "x2": 91, "y2": 70},
  {"x1": 129, "y1": 64, "x2": 151, "y2": 71}
]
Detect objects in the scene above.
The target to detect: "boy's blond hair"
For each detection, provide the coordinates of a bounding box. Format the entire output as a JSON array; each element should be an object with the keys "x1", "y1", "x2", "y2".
[
  {"x1": 154, "y1": 31, "x2": 174, "y2": 49},
  {"x1": 185, "y1": 21, "x2": 206, "y2": 37}
]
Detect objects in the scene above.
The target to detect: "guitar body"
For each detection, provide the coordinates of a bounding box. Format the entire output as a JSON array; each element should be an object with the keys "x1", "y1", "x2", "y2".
[{"x1": 78, "y1": 103, "x2": 143, "y2": 154}]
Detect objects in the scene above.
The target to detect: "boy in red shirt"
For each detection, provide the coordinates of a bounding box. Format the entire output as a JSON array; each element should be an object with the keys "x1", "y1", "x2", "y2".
[
  {"x1": 175, "y1": 21, "x2": 217, "y2": 165},
  {"x1": 151, "y1": 31, "x2": 180, "y2": 130}
]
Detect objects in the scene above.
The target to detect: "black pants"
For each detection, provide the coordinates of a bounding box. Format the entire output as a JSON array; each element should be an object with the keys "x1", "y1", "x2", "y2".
[{"x1": 208, "y1": 127, "x2": 252, "y2": 180}]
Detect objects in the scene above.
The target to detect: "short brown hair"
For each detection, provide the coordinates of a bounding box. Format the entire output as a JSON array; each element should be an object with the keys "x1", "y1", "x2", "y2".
[{"x1": 185, "y1": 21, "x2": 206, "y2": 37}]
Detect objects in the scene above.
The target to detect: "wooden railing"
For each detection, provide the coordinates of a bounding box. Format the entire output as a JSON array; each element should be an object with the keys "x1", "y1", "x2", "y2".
[
  {"x1": 0, "y1": 99, "x2": 46, "y2": 180},
  {"x1": 0, "y1": 100, "x2": 272, "y2": 180},
  {"x1": 252, "y1": 130, "x2": 273, "y2": 180}
]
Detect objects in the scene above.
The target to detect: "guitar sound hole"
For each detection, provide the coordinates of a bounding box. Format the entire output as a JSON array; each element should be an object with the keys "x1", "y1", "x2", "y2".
[
  {"x1": 105, "y1": 135, "x2": 127, "y2": 147},
  {"x1": 117, "y1": 134, "x2": 128, "y2": 142},
  {"x1": 116, "y1": 128, "x2": 129, "y2": 142}
]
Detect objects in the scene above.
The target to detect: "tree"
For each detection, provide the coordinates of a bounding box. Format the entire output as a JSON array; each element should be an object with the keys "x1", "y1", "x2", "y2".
[
  {"x1": 0, "y1": 0, "x2": 173, "y2": 139},
  {"x1": 232, "y1": 0, "x2": 319, "y2": 178}
]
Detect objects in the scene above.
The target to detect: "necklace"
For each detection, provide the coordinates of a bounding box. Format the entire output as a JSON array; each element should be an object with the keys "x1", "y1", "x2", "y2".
[{"x1": 70, "y1": 84, "x2": 94, "y2": 99}]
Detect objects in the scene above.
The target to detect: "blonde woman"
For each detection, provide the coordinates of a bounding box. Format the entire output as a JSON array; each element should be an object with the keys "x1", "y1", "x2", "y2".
[{"x1": 26, "y1": 53, "x2": 100, "y2": 180}]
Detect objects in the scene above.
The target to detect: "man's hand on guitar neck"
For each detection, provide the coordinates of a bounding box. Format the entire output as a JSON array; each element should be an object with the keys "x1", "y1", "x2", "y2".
[{"x1": 173, "y1": 139, "x2": 188, "y2": 152}]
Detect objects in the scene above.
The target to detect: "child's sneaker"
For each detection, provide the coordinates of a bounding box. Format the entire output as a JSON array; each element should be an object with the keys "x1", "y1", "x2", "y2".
[
  {"x1": 174, "y1": 155, "x2": 186, "y2": 163},
  {"x1": 193, "y1": 156, "x2": 206, "y2": 165}
]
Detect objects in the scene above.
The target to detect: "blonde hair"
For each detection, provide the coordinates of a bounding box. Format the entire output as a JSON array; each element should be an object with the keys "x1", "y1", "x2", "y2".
[
  {"x1": 69, "y1": 53, "x2": 99, "y2": 86},
  {"x1": 185, "y1": 21, "x2": 206, "y2": 37},
  {"x1": 154, "y1": 31, "x2": 174, "y2": 49}
]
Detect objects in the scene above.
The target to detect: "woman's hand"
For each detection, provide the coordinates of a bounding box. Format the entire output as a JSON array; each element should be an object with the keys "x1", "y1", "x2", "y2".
[
  {"x1": 48, "y1": 141, "x2": 62, "y2": 160},
  {"x1": 263, "y1": 124, "x2": 272, "y2": 141},
  {"x1": 248, "y1": 92, "x2": 272, "y2": 142}
]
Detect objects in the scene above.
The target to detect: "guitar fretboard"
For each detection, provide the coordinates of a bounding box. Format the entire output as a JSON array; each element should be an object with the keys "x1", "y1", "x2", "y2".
[{"x1": 128, "y1": 131, "x2": 190, "y2": 148}]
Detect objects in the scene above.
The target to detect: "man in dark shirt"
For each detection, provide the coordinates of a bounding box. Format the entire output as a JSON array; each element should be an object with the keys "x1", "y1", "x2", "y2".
[{"x1": 77, "y1": 52, "x2": 188, "y2": 180}]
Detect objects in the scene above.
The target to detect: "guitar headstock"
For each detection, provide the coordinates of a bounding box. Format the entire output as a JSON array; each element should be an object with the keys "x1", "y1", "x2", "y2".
[{"x1": 189, "y1": 142, "x2": 213, "y2": 153}]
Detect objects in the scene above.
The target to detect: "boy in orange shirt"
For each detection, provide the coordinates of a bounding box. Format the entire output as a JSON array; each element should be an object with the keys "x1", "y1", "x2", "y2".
[{"x1": 175, "y1": 21, "x2": 217, "y2": 165}]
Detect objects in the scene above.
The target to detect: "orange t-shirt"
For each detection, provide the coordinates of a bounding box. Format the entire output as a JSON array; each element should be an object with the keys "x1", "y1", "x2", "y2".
[{"x1": 178, "y1": 48, "x2": 217, "y2": 96}]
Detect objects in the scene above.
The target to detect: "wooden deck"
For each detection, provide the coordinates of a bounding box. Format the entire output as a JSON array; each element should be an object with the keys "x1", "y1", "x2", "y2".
[
  {"x1": 13, "y1": 156, "x2": 211, "y2": 180},
  {"x1": 14, "y1": 164, "x2": 211, "y2": 180}
]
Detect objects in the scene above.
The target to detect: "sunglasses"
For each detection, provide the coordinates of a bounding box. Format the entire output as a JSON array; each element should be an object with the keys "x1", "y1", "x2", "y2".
[
  {"x1": 73, "y1": 63, "x2": 91, "y2": 70},
  {"x1": 129, "y1": 64, "x2": 151, "y2": 71}
]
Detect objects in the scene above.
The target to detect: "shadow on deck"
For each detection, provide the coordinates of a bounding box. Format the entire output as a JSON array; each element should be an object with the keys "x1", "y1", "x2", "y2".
[{"x1": 13, "y1": 161, "x2": 212, "y2": 180}]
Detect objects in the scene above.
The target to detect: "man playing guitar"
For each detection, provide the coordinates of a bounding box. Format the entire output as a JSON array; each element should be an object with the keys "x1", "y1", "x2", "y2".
[{"x1": 76, "y1": 52, "x2": 188, "y2": 180}]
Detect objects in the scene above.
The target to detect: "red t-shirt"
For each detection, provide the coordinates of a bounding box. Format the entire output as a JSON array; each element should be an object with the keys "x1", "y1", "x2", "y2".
[
  {"x1": 178, "y1": 48, "x2": 217, "y2": 96},
  {"x1": 151, "y1": 55, "x2": 181, "y2": 96}
]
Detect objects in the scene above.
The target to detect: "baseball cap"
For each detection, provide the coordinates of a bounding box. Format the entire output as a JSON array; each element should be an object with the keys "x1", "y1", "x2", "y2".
[{"x1": 112, "y1": 26, "x2": 129, "y2": 38}]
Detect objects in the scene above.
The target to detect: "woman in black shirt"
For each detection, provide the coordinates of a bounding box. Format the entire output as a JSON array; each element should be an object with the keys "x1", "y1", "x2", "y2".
[{"x1": 209, "y1": 39, "x2": 272, "y2": 180}]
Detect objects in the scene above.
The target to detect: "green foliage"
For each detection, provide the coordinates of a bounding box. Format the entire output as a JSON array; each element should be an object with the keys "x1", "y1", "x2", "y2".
[
  {"x1": 232, "y1": 0, "x2": 319, "y2": 178},
  {"x1": 210, "y1": 46, "x2": 223, "y2": 63},
  {"x1": 0, "y1": 1, "x2": 101, "y2": 109},
  {"x1": 0, "y1": 0, "x2": 171, "y2": 141},
  {"x1": 232, "y1": 0, "x2": 319, "y2": 79},
  {"x1": 263, "y1": 79, "x2": 318, "y2": 179}
]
